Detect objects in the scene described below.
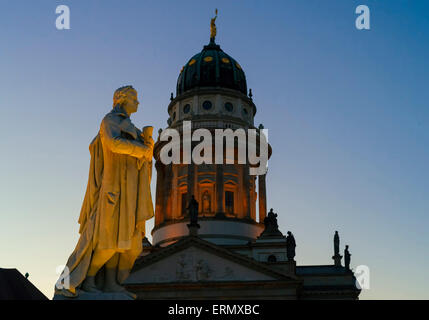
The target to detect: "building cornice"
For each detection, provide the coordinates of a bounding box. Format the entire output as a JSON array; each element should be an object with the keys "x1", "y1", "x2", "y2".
[{"x1": 169, "y1": 87, "x2": 257, "y2": 116}]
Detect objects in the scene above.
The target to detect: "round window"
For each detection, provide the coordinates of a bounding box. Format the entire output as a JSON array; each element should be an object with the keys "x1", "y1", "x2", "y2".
[
  {"x1": 224, "y1": 102, "x2": 233, "y2": 112},
  {"x1": 242, "y1": 108, "x2": 248, "y2": 116},
  {"x1": 172, "y1": 112, "x2": 176, "y2": 120},
  {"x1": 203, "y1": 101, "x2": 212, "y2": 110},
  {"x1": 183, "y1": 104, "x2": 190, "y2": 114}
]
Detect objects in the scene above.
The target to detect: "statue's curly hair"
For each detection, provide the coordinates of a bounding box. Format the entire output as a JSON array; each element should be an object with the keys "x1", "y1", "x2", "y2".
[{"x1": 113, "y1": 85, "x2": 136, "y2": 107}]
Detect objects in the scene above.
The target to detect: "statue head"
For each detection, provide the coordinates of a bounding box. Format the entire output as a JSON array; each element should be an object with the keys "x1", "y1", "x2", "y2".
[{"x1": 113, "y1": 85, "x2": 139, "y2": 115}]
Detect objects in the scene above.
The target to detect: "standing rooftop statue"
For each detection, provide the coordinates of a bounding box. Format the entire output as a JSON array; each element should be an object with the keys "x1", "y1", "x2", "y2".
[
  {"x1": 54, "y1": 86, "x2": 155, "y2": 299},
  {"x1": 187, "y1": 195, "x2": 200, "y2": 236},
  {"x1": 188, "y1": 195, "x2": 199, "y2": 226},
  {"x1": 210, "y1": 8, "x2": 218, "y2": 42},
  {"x1": 344, "y1": 245, "x2": 351, "y2": 271},
  {"x1": 332, "y1": 230, "x2": 343, "y2": 266},
  {"x1": 334, "y1": 231, "x2": 340, "y2": 256},
  {"x1": 286, "y1": 231, "x2": 296, "y2": 261}
]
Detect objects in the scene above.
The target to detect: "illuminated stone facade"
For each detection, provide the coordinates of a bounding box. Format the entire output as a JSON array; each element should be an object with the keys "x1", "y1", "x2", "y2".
[{"x1": 152, "y1": 44, "x2": 269, "y2": 246}]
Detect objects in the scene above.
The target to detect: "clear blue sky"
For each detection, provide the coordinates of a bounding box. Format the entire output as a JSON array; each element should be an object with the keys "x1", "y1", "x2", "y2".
[{"x1": 1, "y1": 0, "x2": 428, "y2": 299}]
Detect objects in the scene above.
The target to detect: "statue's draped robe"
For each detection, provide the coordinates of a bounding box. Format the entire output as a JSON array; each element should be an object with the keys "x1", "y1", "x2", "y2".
[{"x1": 59, "y1": 107, "x2": 154, "y2": 294}]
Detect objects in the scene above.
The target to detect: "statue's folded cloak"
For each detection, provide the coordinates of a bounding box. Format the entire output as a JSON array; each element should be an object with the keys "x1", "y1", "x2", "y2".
[{"x1": 60, "y1": 109, "x2": 154, "y2": 294}]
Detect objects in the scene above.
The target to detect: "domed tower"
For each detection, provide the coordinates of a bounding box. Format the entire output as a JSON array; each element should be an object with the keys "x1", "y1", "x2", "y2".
[{"x1": 152, "y1": 17, "x2": 271, "y2": 247}]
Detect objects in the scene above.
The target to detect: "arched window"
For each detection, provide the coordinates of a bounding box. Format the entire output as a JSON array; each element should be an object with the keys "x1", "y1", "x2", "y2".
[
  {"x1": 225, "y1": 191, "x2": 234, "y2": 214},
  {"x1": 183, "y1": 104, "x2": 191, "y2": 114}
]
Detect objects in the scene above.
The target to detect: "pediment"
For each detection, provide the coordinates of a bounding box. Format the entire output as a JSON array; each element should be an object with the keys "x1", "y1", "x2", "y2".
[{"x1": 125, "y1": 238, "x2": 293, "y2": 284}]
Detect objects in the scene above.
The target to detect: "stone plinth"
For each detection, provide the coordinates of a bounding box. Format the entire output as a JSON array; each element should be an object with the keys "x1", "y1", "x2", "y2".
[
  {"x1": 187, "y1": 223, "x2": 200, "y2": 236},
  {"x1": 332, "y1": 254, "x2": 343, "y2": 267},
  {"x1": 53, "y1": 291, "x2": 135, "y2": 300}
]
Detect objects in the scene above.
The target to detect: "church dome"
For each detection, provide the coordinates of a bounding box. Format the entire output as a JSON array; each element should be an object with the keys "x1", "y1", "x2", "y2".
[{"x1": 176, "y1": 40, "x2": 248, "y2": 97}]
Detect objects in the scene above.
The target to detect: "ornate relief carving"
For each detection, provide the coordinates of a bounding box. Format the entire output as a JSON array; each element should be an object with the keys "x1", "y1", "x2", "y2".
[
  {"x1": 219, "y1": 267, "x2": 235, "y2": 280},
  {"x1": 195, "y1": 259, "x2": 213, "y2": 281},
  {"x1": 176, "y1": 253, "x2": 193, "y2": 281},
  {"x1": 173, "y1": 248, "x2": 238, "y2": 282}
]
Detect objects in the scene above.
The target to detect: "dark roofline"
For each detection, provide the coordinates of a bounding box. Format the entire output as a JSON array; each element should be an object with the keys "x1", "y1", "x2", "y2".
[{"x1": 0, "y1": 268, "x2": 48, "y2": 300}]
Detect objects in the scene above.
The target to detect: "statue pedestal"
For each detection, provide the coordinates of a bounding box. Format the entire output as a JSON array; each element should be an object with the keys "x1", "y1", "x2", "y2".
[
  {"x1": 187, "y1": 223, "x2": 200, "y2": 236},
  {"x1": 332, "y1": 254, "x2": 343, "y2": 267},
  {"x1": 53, "y1": 291, "x2": 136, "y2": 300}
]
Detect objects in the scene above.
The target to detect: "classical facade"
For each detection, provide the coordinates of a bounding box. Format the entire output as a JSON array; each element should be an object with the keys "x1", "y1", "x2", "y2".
[{"x1": 125, "y1": 24, "x2": 361, "y2": 300}]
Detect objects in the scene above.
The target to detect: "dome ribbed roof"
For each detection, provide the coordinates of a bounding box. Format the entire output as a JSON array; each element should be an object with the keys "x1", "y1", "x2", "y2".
[{"x1": 176, "y1": 40, "x2": 247, "y2": 97}]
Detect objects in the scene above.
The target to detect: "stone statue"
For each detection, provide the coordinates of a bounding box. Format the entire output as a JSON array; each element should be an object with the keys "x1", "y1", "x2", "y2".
[
  {"x1": 286, "y1": 231, "x2": 296, "y2": 261},
  {"x1": 332, "y1": 231, "x2": 342, "y2": 266},
  {"x1": 210, "y1": 9, "x2": 218, "y2": 41},
  {"x1": 344, "y1": 245, "x2": 351, "y2": 271},
  {"x1": 334, "y1": 231, "x2": 340, "y2": 256},
  {"x1": 263, "y1": 208, "x2": 279, "y2": 234},
  {"x1": 55, "y1": 86, "x2": 155, "y2": 298},
  {"x1": 202, "y1": 191, "x2": 211, "y2": 213},
  {"x1": 259, "y1": 208, "x2": 283, "y2": 237},
  {"x1": 187, "y1": 195, "x2": 199, "y2": 226}
]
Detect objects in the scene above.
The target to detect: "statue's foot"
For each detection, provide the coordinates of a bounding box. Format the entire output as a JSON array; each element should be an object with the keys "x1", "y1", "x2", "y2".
[
  {"x1": 81, "y1": 277, "x2": 102, "y2": 293},
  {"x1": 56, "y1": 288, "x2": 78, "y2": 298}
]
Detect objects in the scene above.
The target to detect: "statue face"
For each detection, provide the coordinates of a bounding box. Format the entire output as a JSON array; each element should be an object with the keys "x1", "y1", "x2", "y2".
[{"x1": 123, "y1": 90, "x2": 140, "y2": 115}]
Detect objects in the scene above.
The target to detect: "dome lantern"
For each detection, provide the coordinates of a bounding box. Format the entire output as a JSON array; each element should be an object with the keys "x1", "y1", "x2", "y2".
[{"x1": 176, "y1": 10, "x2": 247, "y2": 97}]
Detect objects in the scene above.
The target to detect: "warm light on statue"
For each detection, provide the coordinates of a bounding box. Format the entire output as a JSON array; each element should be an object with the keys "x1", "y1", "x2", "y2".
[{"x1": 55, "y1": 86, "x2": 154, "y2": 299}]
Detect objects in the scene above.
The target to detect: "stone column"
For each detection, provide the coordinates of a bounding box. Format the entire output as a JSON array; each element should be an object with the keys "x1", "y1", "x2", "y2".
[
  {"x1": 162, "y1": 164, "x2": 173, "y2": 221},
  {"x1": 154, "y1": 161, "x2": 165, "y2": 226},
  {"x1": 250, "y1": 177, "x2": 257, "y2": 220},
  {"x1": 258, "y1": 173, "x2": 267, "y2": 223},
  {"x1": 186, "y1": 163, "x2": 195, "y2": 211},
  {"x1": 171, "y1": 165, "x2": 178, "y2": 219},
  {"x1": 215, "y1": 164, "x2": 225, "y2": 217},
  {"x1": 243, "y1": 164, "x2": 251, "y2": 219}
]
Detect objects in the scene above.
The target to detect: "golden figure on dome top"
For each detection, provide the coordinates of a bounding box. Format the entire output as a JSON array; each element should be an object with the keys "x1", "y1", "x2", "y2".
[{"x1": 210, "y1": 9, "x2": 218, "y2": 41}]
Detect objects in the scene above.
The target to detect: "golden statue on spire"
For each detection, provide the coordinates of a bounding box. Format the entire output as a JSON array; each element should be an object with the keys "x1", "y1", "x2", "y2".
[{"x1": 210, "y1": 8, "x2": 218, "y2": 42}]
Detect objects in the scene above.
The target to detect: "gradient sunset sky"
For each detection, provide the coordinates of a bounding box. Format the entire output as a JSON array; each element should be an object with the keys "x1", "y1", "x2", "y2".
[{"x1": 1, "y1": 0, "x2": 428, "y2": 299}]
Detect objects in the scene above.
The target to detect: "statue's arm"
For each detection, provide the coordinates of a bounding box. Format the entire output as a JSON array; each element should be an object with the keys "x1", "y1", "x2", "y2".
[{"x1": 100, "y1": 116, "x2": 152, "y2": 160}]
